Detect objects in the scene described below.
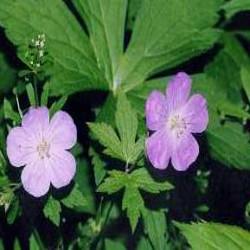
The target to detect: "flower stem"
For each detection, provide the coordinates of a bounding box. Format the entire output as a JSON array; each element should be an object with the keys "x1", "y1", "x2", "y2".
[{"x1": 33, "y1": 73, "x2": 39, "y2": 107}]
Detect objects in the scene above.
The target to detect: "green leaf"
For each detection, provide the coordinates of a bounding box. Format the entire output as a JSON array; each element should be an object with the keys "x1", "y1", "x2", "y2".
[
  {"x1": 137, "y1": 237, "x2": 154, "y2": 250},
  {"x1": 26, "y1": 83, "x2": 36, "y2": 106},
  {"x1": 115, "y1": 0, "x2": 222, "y2": 92},
  {"x1": 0, "y1": 0, "x2": 107, "y2": 96},
  {"x1": 49, "y1": 95, "x2": 68, "y2": 116},
  {"x1": 217, "y1": 101, "x2": 250, "y2": 120},
  {"x1": 7, "y1": 196, "x2": 20, "y2": 224},
  {"x1": 61, "y1": 184, "x2": 87, "y2": 209},
  {"x1": 104, "y1": 239, "x2": 126, "y2": 250},
  {"x1": 29, "y1": 234, "x2": 41, "y2": 250},
  {"x1": 222, "y1": 0, "x2": 250, "y2": 19},
  {"x1": 131, "y1": 168, "x2": 174, "y2": 193},
  {"x1": 97, "y1": 170, "x2": 127, "y2": 194},
  {"x1": 43, "y1": 196, "x2": 61, "y2": 226},
  {"x1": 98, "y1": 168, "x2": 173, "y2": 231},
  {"x1": 115, "y1": 93, "x2": 139, "y2": 162},
  {"x1": 89, "y1": 147, "x2": 106, "y2": 186},
  {"x1": 207, "y1": 122, "x2": 250, "y2": 170},
  {"x1": 40, "y1": 83, "x2": 49, "y2": 106},
  {"x1": 0, "y1": 51, "x2": 16, "y2": 94},
  {"x1": 143, "y1": 209, "x2": 169, "y2": 250},
  {"x1": 122, "y1": 184, "x2": 144, "y2": 232},
  {"x1": 73, "y1": 0, "x2": 127, "y2": 90},
  {"x1": 127, "y1": 0, "x2": 143, "y2": 30},
  {"x1": 176, "y1": 222, "x2": 250, "y2": 250},
  {"x1": 75, "y1": 159, "x2": 96, "y2": 214},
  {"x1": 14, "y1": 238, "x2": 21, "y2": 250},
  {"x1": 88, "y1": 122, "x2": 123, "y2": 160},
  {"x1": 241, "y1": 66, "x2": 250, "y2": 103},
  {"x1": 3, "y1": 98, "x2": 21, "y2": 124}
]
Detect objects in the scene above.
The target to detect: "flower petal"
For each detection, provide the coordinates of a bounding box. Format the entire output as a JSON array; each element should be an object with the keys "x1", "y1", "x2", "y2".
[
  {"x1": 166, "y1": 72, "x2": 191, "y2": 111},
  {"x1": 47, "y1": 150, "x2": 76, "y2": 189},
  {"x1": 22, "y1": 107, "x2": 49, "y2": 140},
  {"x1": 182, "y1": 94, "x2": 208, "y2": 133},
  {"x1": 21, "y1": 160, "x2": 50, "y2": 197},
  {"x1": 145, "y1": 91, "x2": 167, "y2": 131},
  {"x1": 171, "y1": 133, "x2": 199, "y2": 171},
  {"x1": 47, "y1": 111, "x2": 77, "y2": 150},
  {"x1": 146, "y1": 129, "x2": 173, "y2": 169},
  {"x1": 6, "y1": 127, "x2": 37, "y2": 167}
]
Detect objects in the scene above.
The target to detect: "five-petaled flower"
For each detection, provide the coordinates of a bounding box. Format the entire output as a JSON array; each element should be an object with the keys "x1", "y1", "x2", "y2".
[
  {"x1": 6, "y1": 107, "x2": 77, "y2": 197},
  {"x1": 145, "y1": 72, "x2": 208, "y2": 171}
]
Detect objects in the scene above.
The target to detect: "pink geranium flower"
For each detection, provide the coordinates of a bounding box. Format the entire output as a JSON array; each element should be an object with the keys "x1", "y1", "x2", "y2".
[
  {"x1": 6, "y1": 107, "x2": 77, "y2": 197},
  {"x1": 145, "y1": 72, "x2": 208, "y2": 171}
]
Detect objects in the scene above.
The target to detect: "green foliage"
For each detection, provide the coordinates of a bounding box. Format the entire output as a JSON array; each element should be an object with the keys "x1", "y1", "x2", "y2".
[
  {"x1": 176, "y1": 222, "x2": 250, "y2": 250},
  {"x1": 0, "y1": 52, "x2": 16, "y2": 94},
  {"x1": 0, "y1": 0, "x2": 107, "y2": 96},
  {"x1": 61, "y1": 184, "x2": 87, "y2": 209},
  {"x1": 115, "y1": 0, "x2": 222, "y2": 92},
  {"x1": 26, "y1": 83, "x2": 36, "y2": 107},
  {"x1": 3, "y1": 99, "x2": 21, "y2": 124},
  {"x1": 43, "y1": 196, "x2": 61, "y2": 226},
  {"x1": 89, "y1": 147, "x2": 106, "y2": 186},
  {"x1": 89, "y1": 94, "x2": 144, "y2": 164},
  {"x1": 98, "y1": 168, "x2": 173, "y2": 231},
  {"x1": 49, "y1": 95, "x2": 68, "y2": 116},
  {"x1": 7, "y1": 196, "x2": 20, "y2": 224},
  {"x1": 241, "y1": 66, "x2": 250, "y2": 102},
  {"x1": 104, "y1": 239, "x2": 126, "y2": 250},
  {"x1": 143, "y1": 209, "x2": 170, "y2": 250},
  {"x1": 73, "y1": 0, "x2": 127, "y2": 91},
  {"x1": 1, "y1": 0, "x2": 250, "y2": 248},
  {"x1": 222, "y1": 0, "x2": 250, "y2": 19}
]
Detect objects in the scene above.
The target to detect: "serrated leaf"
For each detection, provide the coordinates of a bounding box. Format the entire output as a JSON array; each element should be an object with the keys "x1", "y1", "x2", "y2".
[
  {"x1": 122, "y1": 185, "x2": 144, "y2": 232},
  {"x1": 115, "y1": 0, "x2": 222, "y2": 92},
  {"x1": 115, "y1": 93, "x2": 139, "y2": 162},
  {"x1": 61, "y1": 184, "x2": 87, "y2": 209},
  {"x1": 98, "y1": 168, "x2": 173, "y2": 232},
  {"x1": 97, "y1": 170, "x2": 127, "y2": 194},
  {"x1": 88, "y1": 122, "x2": 123, "y2": 160},
  {"x1": 73, "y1": 0, "x2": 127, "y2": 90},
  {"x1": 176, "y1": 222, "x2": 250, "y2": 250},
  {"x1": 0, "y1": 0, "x2": 107, "y2": 96},
  {"x1": 43, "y1": 196, "x2": 61, "y2": 226},
  {"x1": 131, "y1": 168, "x2": 174, "y2": 193},
  {"x1": 222, "y1": 0, "x2": 250, "y2": 19}
]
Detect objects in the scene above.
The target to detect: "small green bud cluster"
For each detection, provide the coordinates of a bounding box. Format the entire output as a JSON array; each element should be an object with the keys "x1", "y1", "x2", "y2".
[{"x1": 25, "y1": 33, "x2": 46, "y2": 72}]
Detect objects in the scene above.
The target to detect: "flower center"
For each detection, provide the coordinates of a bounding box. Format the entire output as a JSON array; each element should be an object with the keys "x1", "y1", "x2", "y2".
[
  {"x1": 37, "y1": 139, "x2": 50, "y2": 159},
  {"x1": 168, "y1": 114, "x2": 187, "y2": 138}
]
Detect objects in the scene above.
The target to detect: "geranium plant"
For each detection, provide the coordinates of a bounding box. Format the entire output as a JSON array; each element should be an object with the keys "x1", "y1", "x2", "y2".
[{"x1": 0, "y1": 0, "x2": 250, "y2": 249}]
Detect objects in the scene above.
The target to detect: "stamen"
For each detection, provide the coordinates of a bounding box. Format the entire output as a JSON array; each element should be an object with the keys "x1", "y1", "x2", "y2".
[
  {"x1": 168, "y1": 114, "x2": 187, "y2": 138},
  {"x1": 37, "y1": 139, "x2": 50, "y2": 159}
]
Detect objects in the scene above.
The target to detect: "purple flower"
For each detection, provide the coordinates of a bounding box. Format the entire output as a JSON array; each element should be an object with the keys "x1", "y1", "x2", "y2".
[
  {"x1": 6, "y1": 107, "x2": 77, "y2": 197},
  {"x1": 145, "y1": 72, "x2": 208, "y2": 171}
]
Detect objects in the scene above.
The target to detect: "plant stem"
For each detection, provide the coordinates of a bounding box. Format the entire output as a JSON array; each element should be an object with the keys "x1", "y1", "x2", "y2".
[{"x1": 33, "y1": 73, "x2": 39, "y2": 107}]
